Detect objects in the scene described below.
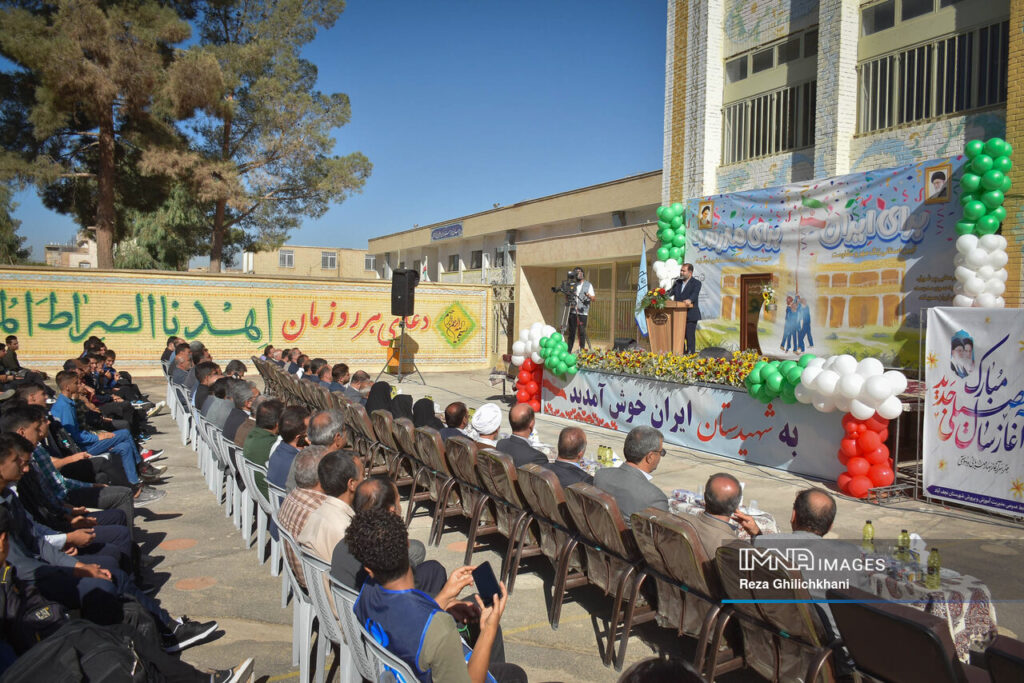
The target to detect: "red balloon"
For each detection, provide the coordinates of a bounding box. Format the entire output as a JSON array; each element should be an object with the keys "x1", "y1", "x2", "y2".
[
  {"x1": 533, "y1": 368, "x2": 543, "y2": 382},
  {"x1": 839, "y1": 438, "x2": 858, "y2": 459},
  {"x1": 518, "y1": 369, "x2": 531, "y2": 383},
  {"x1": 846, "y1": 456, "x2": 870, "y2": 477},
  {"x1": 522, "y1": 358, "x2": 536, "y2": 372},
  {"x1": 864, "y1": 445, "x2": 889, "y2": 465},
  {"x1": 529, "y1": 399, "x2": 541, "y2": 412},
  {"x1": 842, "y1": 414, "x2": 863, "y2": 433},
  {"x1": 857, "y1": 431, "x2": 882, "y2": 455},
  {"x1": 516, "y1": 390, "x2": 530, "y2": 403},
  {"x1": 837, "y1": 449, "x2": 849, "y2": 466},
  {"x1": 868, "y1": 464, "x2": 895, "y2": 487},
  {"x1": 847, "y1": 475, "x2": 873, "y2": 498},
  {"x1": 526, "y1": 381, "x2": 539, "y2": 395},
  {"x1": 878, "y1": 429, "x2": 889, "y2": 443},
  {"x1": 837, "y1": 472, "x2": 852, "y2": 493},
  {"x1": 864, "y1": 414, "x2": 889, "y2": 432}
]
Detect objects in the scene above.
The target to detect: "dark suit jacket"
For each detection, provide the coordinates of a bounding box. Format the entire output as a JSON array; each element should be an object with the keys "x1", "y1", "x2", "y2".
[
  {"x1": 544, "y1": 460, "x2": 594, "y2": 489},
  {"x1": 286, "y1": 362, "x2": 300, "y2": 374},
  {"x1": 439, "y1": 427, "x2": 465, "y2": 443},
  {"x1": 495, "y1": 435, "x2": 547, "y2": 468},
  {"x1": 593, "y1": 464, "x2": 669, "y2": 527},
  {"x1": 194, "y1": 384, "x2": 210, "y2": 408},
  {"x1": 222, "y1": 408, "x2": 249, "y2": 442},
  {"x1": 170, "y1": 366, "x2": 188, "y2": 385},
  {"x1": 669, "y1": 277, "x2": 702, "y2": 322}
]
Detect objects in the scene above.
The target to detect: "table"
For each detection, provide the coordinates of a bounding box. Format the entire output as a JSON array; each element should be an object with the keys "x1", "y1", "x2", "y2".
[
  {"x1": 669, "y1": 489, "x2": 780, "y2": 539},
  {"x1": 868, "y1": 570, "x2": 998, "y2": 662}
]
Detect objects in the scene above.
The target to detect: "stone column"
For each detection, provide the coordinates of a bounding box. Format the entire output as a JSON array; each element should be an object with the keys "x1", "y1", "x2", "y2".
[{"x1": 813, "y1": 0, "x2": 860, "y2": 179}]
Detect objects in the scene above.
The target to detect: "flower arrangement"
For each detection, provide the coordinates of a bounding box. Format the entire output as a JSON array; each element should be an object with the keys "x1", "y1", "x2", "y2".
[
  {"x1": 761, "y1": 284, "x2": 777, "y2": 311},
  {"x1": 636, "y1": 287, "x2": 670, "y2": 312},
  {"x1": 577, "y1": 348, "x2": 765, "y2": 388}
]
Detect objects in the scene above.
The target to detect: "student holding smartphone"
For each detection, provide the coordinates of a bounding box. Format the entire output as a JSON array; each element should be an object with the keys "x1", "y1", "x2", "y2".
[{"x1": 346, "y1": 509, "x2": 528, "y2": 683}]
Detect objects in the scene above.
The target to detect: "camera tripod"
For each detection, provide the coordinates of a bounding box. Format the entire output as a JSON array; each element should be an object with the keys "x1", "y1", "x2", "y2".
[{"x1": 376, "y1": 318, "x2": 424, "y2": 384}]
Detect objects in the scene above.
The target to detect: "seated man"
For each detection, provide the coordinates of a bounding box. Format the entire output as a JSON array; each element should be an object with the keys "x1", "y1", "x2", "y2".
[
  {"x1": 202, "y1": 377, "x2": 235, "y2": 427},
  {"x1": 268, "y1": 405, "x2": 311, "y2": 492},
  {"x1": 543, "y1": 427, "x2": 593, "y2": 488},
  {"x1": 222, "y1": 380, "x2": 259, "y2": 442},
  {"x1": 325, "y1": 363, "x2": 349, "y2": 393},
  {"x1": 192, "y1": 361, "x2": 221, "y2": 409},
  {"x1": 224, "y1": 359, "x2": 246, "y2": 379},
  {"x1": 242, "y1": 398, "x2": 284, "y2": 498},
  {"x1": 302, "y1": 358, "x2": 328, "y2": 384},
  {"x1": 313, "y1": 362, "x2": 333, "y2": 385},
  {"x1": 470, "y1": 403, "x2": 502, "y2": 448},
  {"x1": 160, "y1": 336, "x2": 181, "y2": 374},
  {"x1": 169, "y1": 343, "x2": 192, "y2": 386},
  {"x1": 277, "y1": 446, "x2": 329, "y2": 589},
  {"x1": 440, "y1": 401, "x2": 469, "y2": 442},
  {"x1": 331, "y1": 476, "x2": 446, "y2": 596},
  {"x1": 343, "y1": 370, "x2": 373, "y2": 404},
  {"x1": 495, "y1": 404, "x2": 547, "y2": 468},
  {"x1": 348, "y1": 509, "x2": 527, "y2": 683},
  {"x1": 298, "y1": 450, "x2": 363, "y2": 563},
  {"x1": 1, "y1": 336, "x2": 47, "y2": 382},
  {"x1": 593, "y1": 426, "x2": 669, "y2": 527},
  {"x1": 687, "y1": 473, "x2": 761, "y2": 579}
]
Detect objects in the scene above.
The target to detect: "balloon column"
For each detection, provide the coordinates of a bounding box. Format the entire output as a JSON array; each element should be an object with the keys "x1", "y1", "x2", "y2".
[
  {"x1": 537, "y1": 331, "x2": 578, "y2": 377},
  {"x1": 796, "y1": 354, "x2": 906, "y2": 420},
  {"x1": 954, "y1": 138, "x2": 1011, "y2": 308},
  {"x1": 510, "y1": 323, "x2": 558, "y2": 412},
  {"x1": 836, "y1": 414, "x2": 894, "y2": 499},
  {"x1": 653, "y1": 203, "x2": 687, "y2": 290},
  {"x1": 744, "y1": 354, "x2": 816, "y2": 405}
]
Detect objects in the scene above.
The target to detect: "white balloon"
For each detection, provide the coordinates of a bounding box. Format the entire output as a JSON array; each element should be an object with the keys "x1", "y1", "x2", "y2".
[
  {"x1": 794, "y1": 383, "x2": 811, "y2": 403},
  {"x1": 857, "y1": 357, "x2": 885, "y2": 377},
  {"x1": 814, "y1": 370, "x2": 840, "y2": 396},
  {"x1": 974, "y1": 292, "x2": 997, "y2": 308},
  {"x1": 954, "y1": 266, "x2": 975, "y2": 282},
  {"x1": 978, "y1": 234, "x2": 1002, "y2": 252},
  {"x1": 953, "y1": 281, "x2": 965, "y2": 295},
  {"x1": 833, "y1": 355, "x2": 858, "y2": 376},
  {"x1": 989, "y1": 250, "x2": 1009, "y2": 268},
  {"x1": 511, "y1": 341, "x2": 526, "y2": 355},
  {"x1": 834, "y1": 395, "x2": 852, "y2": 413},
  {"x1": 806, "y1": 356, "x2": 826, "y2": 369},
  {"x1": 665, "y1": 258, "x2": 679, "y2": 269},
  {"x1": 993, "y1": 235, "x2": 1008, "y2": 251},
  {"x1": 994, "y1": 296, "x2": 1006, "y2": 308},
  {"x1": 881, "y1": 370, "x2": 907, "y2": 396},
  {"x1": 541, "y1": 325, "x2": 556, "y2": 338},
  {"x1": 953, "y1": 253, "x2": 966, "y2": 268},
  {"x1": 952, "y1": 294, "x2": 974, "y2": 307},
  {"x1": 837, "y1": 373, "x2": 865, "y2": 399},
  {"x1": 510, "y1": 355, "x2": 525, "y2": 366},
  {"x1": 976, "y1": 265, "x2": 995, "y2": 280},
  {"x1": 531, "y1": 351, "x2": 544, "y2": 365},
  {"x1": 966, "y1": 248, "x2": 988, "y2": 269},
  {"x1": 955, "y1": 234, "x2": 979, "y2": 254},
  {"x1": 813, "y1": 396, "x2": 836, "y2": 413},
  {"x1": 850, "y1": 399, "x2": 876, "y2": 420},
  {"x1": 963, "y1": 277, "x2": 985, "y2": 296},
  {"x1": 800, "y1": 366, "x2": 823, "y2": 387},
  {"x1": 863, "y1": 375, "x2": 892, "y2": 403},
  {"x1": 985, "y1": 279, "x2": 1005, "y2": 296},
  {"x1": 877, "y1": 395, "x2": 903, "y2": 420},
  {"x1": 529, "y1": 322, "x2": 543, "y2": 337},
  {"x1": 995, "y1": 268, "x2": 1009, "y2": 282},
  {"x1": 519, "y1": 329, "x2": 531, "y2": 343},
  {"x1": 659, "y1": 278, "x2": 674, "y2": 290}
]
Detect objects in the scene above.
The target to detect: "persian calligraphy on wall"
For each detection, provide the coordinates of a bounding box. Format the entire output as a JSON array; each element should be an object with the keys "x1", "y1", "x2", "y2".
[
  {"x1": 0, "y1": 268, "x2": 490, "y2": 375},
  {"x1": 923, "y1": 307, "x2": 1024, "y2": 517}
]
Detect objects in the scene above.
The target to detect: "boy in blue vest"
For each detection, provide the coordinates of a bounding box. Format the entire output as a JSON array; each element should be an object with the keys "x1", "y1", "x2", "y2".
[{"x1": 348, "y1": 509, "x2": 527, "y2": 683}]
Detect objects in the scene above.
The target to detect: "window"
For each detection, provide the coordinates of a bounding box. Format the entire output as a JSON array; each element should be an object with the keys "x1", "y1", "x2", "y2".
[
  {"x1": 862, "y1": 1, "x2": 896, "y2": 35},
  {"x1": 858, "y1": 20, "x2": 1008, "y2": 133},
  {"x1": 364, "y1": 254, "x2": 376, "y2": 270},
  {"x1": 901, "y1": 0, "x2": 932, "y2": 21},
  {"x1": 78, "y1": 261, "x2": 91, "y2": 268},
  {"x1": 279, "y1": 249, "x2": 294, "y2": 268},
  {"x1": 493, "y1": 249, "x2": 505, "y2": 267},
  {"x1": 321, "y1": 251, "x2": 337, "y2": 269},
  {"x1": 448, "y1": 254, "x2": 460, "y2": 272},
  {"x1": 726, "y1": 57, "x2": 748, "y2": 83},
  {"x1": 778, "y1": 37, "x2": 802, "y2": 64},
  {"x1": 804, "y1": 29, "x2": 818, "y2": 57},
  {"x1": 470, "y1": 250, "x2": 483, "y2": 269},
  {"x1": 723, "y1": 81, "x2": 817, "y2": 164},
  {"x1": 752, "y1": 48, "x2": 774, "y2": 73},
  {"x1": 412, "y1": 259, "x2": 420, "y2": 274}
]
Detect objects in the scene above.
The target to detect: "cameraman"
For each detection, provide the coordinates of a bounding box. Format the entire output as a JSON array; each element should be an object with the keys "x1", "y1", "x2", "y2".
[{"x1": 566, "y1": 267, "x2": 596, "y2": 353}]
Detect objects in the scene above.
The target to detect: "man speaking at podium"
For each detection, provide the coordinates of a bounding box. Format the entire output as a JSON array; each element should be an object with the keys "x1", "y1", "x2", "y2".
[{"x1": 669, "y1": 263, "x2": 701, "y2": 354}]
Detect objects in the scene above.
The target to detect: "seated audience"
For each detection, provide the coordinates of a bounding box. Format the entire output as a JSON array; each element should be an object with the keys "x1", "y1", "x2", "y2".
[
  {"x1": 224, "y1": 359, "x2": 246, "y2": 379},
  {"x1": 364, "y1": 381, "x2": 392, "y2": 415},
  {"x1": 391, "y1": 394, "x2": 414, "y2": 422},
  {"x1": 269, "y1": 405, "x2": 312, "y2": 492},
  {"x1": 222, "y1": 380, "x2": 259, "y2": 442},
  {"x1": 495, "y1": 404, "x2": 547, "y2": 467},
  {"x1": 326, "y1": 363, "x2": 349, "y2": 393},
  {"x1": 193, "y1": 362, "x2": 222, "y2": 409},
  {"x1": 1, "y1": 336, "x2": 47, "y2": 382},
  {"x1": 593, "y1": 426, "x2": 669, "y2": 527},
  {"x1": 242, "y1": 399, "x2": 285, "y2": 496},
  {"x1": 170, "y1": 343, "x2": 191, "y2": 385},
  {"x1": 543, "y1": 427, "x2": 593, "y2": 488},
  {"x1": 160, "y1": 336, "x2": 181, "y2": 373},
  {"x1": 413, "y1": 398, "x2": 445, "y2": 430},
  {"x1": 440, "y1": 402, "x2": 469, "y2": 442},
  {"x1": 470, "y1": 403, "x2": 503, "y2": 447},
  {"x1": 303, "y1": 358, "x2": 328, "y2": 384},
  {"x1": 202, "y1": 377, "x2": 235, "y2": 428},
  {"x1": 344, "y1": 370, "x2": 373, "y2": 404},
  {"x1": 688, "y1": 473, "x2": 761, "y2": 578},
  {"x1": 298, "y1": 450, "x2": 364, "y2": 563},
  {"x1": 277, "y1": 445, "x2": 330, "y2": 589}
]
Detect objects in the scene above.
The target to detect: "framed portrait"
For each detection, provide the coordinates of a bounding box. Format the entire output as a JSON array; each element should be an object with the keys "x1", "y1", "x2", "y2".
[
  {"x1": 697, "y1": 200, "x2": 714, "y2": 229},
  {"x1": 925, "y1": 162, "x2": 952, "y2": 204}
]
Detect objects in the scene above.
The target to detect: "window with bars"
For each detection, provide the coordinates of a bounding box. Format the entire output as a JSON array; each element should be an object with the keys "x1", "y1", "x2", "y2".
[
  {"x1": 448, "y1": 254, "x2": 460, "y2": 272},
  {"x1": 722, "y1": 81, "x2": 817, "y2": 164},
  {"x1": 858, "y1": 20, "x2": 1008, "y2": 133},
  {"x1": 470, "y1": 250, "x2": 483, "y2": 269},
  {"x1": 364, "y1": 255, "x2": 376, "y2": 270},
  {"x1": 321, "y1": 251, "x2": 337, "y2": 269},
  {"x1": 279, "y1": 249, "x2": 294, "y2": 268}
]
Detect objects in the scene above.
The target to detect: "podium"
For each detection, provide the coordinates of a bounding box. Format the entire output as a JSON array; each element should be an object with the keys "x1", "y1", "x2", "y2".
[{"x1": 644, "y1": 301, "x2": 690, "y2": 354}]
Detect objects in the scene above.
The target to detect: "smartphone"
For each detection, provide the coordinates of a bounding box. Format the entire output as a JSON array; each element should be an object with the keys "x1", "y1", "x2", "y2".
[{"x1": 472, "y1": 562, "x2": 501, "y2": 607}]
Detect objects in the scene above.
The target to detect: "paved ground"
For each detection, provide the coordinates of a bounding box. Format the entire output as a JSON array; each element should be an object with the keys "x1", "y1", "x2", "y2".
[{"x1": 132, "y1": 370, "x2": 1022, "y2": 682}]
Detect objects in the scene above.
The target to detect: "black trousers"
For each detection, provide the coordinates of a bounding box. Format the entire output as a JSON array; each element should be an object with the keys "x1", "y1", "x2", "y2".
[
  {"x1": 66, "y1": 485, "x2": 135, "y2": 539},
  {"x1": 684, "y1": 320, "x2": 697, "y2": 355},
  {"x1": 566, "y1": 312, "x2": 588, "y2": 352},
  {"x1": 61, "y1": 456, "x2": 134, "y2": 489}
]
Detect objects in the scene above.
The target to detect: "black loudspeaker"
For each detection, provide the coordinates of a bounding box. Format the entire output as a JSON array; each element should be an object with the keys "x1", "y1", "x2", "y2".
[
  {"x1": 391, "y1": 269, "x2": 420, "y2": 317},
  {"x1": 613, "y1": 337, "x2": 638, "y2": 351}
]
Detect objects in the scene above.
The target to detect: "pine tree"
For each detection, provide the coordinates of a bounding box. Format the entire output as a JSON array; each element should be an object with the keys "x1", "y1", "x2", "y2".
[{"x1": 0, "y1": 185, "x2": 30, "y2": 265}]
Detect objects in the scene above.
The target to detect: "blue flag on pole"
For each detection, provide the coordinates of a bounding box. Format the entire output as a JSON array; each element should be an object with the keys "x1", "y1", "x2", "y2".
[{"x1": 635, "y1": 236, "x2": 648, "y2": 337}]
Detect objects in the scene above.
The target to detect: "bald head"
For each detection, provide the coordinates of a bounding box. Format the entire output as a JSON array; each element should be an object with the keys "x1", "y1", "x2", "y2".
[
  {"x1": 354, "y1": 476, "x2": 400, "y2": 514},
  {"x1": 508, "y1": 403, "x2": 535, "y2": 435},
  {"x1": 704, "y1": 473, "x2": 742, "y2": 517},
  {"x1": 445, "y1": 402, "x2": 468, "y2": 429},
  {"x1": 792, "y1": 488, "x2": 836, "y2": 536},
  {"x1": 556, "y1": 427, "x2": 586, "y2": 462}
]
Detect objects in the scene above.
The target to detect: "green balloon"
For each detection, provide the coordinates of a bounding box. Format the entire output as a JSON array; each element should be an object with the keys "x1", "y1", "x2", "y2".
[
  {"x1": 984, "y1": 138, "x2": 1007, "y2": 158},
  {"x1": 1001, "y1": 176, "x2": 1013, "y2": 193},
  {"x1": 656, "y1": 206, "x2": 670, "y2": 220},
  {"x1": 555, "y1": 362, "x2": 567, "y2": 374},
  {"x1": 747, "y1": 367, "x2": 763, "y2": 385},
  {"x1": 955, "y1": 220, "x2": 976, "y2": 236},
  {"x1": 765, "y1": 373, "x2": 783, "y2": 393},
  {"x1": 657, "y1": 220, "x2": 671, "y2": 231},
  {"x1": 981, "y1": 169, "x2": 1005, "y2": 191},
  {"x1": 993, "y1": 155, "x2": 1013, "y2": 174},
  {"x1": 780, "y1": 387, "x2": 797, "y2": 405},
  {"x1": 670, "y1": 202, "x2": 684, "y2": 216},
  {"x1": 539, "y1": 337, "x2": 549, "y2": 348},
  {"x1": 965, "y1": 139, "x2": 985, "y2": 159},
  {"x1": 798, "y1": 353, "x2": 815, "y2": 367},
  {"x1": 976, "y1": 214, "x2": 1000, "y2": 234},
  {"x1": 669, "y1": 246, "x2": 682, "y2": 260},
  {"x1": 780, "y1": 360, "x2": 797, "y2": 373},
  {"x1": 960, "y1": 173, "x2": 981, "y2": 193},
  {"x1": 964, "y1": 200, "x2": 987, "y2": 220},
  {"x1": 656, "y1": 246, "x2": 670, "y2": 261},
  {"x1": 786, "y1": 367, "x2": 804, "y2": 385},
  {"x1": 671, "y1": 215, "x2": 684, "y2": 229},
  {"x1": 971, "y1": 154, "x2": 994, "y2": 175},
  {"x1": 1006, "y1": 142, "x2": 1014, "y2": 156},
  {"x1": 661, "y1": 227, "x2": 675, "y2": 242},
  {"x1": 960, "y1": 191, "x2": 978, "y2": 206},
  {"x1": 748, "y1": 382, "x2": 763, "y2": 398},
  {"x1": 981, "y1": 189, "x2": 1004, "y2": 210},
  {"x1": 566, "y1": 365, "x2": 577, "y2": 375},
  {"x1": 567, "y1": 354, "x2": 577, "y2": 365},
  {"x1": 991, "y1": 206, "x2": 1007, "y2": 223},
  {"x1": 671, "y1": 233, "x2": 685, "y2": 248}
]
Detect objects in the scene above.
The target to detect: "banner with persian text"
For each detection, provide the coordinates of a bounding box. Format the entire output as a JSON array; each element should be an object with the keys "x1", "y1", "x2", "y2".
[
  {"x1": 542, "y1": 369, "x2": 844, "y2": 479},
  {"x1": 689, "y1": 156, "x2": 964, "y2": 367},
  {"x1": 923, "y1": 307, "x2": 1024, "y2": 516},
  {"x1": 0, "y1": 268, "x2": 490, "y2": 375}
]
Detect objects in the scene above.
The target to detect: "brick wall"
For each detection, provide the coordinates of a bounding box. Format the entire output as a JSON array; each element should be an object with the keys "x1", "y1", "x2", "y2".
[
  {"x1": 717, "y1": 149, "x2": 814, "y2": 192},
  {"x1": 722, "y1": 0, "x2": 819, "y2": 57},
  {"x1": 664, "y1": 0, "x2": 689, "y2": 204},
  {"x1": 1003, "y1": 0, "x2": 1024, "y2": 308}
]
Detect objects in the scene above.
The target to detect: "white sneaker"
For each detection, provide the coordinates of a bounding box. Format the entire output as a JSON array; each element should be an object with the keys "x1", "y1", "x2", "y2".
[{"x1": 147, "y1": 400, "x2": 166, "y2": 418}]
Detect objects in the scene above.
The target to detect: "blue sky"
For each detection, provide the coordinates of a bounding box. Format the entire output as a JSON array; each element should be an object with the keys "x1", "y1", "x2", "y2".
[{"x1": 12, "y1": 0, "x2": 667, "y2": 261}]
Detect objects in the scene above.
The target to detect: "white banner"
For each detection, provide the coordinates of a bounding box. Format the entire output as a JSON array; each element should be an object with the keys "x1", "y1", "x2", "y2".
[
  {"x1": 923, "y1": 307, "x2": 1024, "y2": 516},
  {"x1": 542, "y1": 370, "x2": 844, "y2": 480}
]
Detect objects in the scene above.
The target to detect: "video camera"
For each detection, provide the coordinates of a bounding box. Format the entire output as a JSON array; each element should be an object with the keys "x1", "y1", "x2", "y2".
[{"x1": 551, "y1": 269, "x2": 579, "y2": 296}]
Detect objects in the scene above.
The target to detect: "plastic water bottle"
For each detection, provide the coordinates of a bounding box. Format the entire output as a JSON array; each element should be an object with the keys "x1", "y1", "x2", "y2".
[
  {"x1": 861, "y1": 520, "x2": 875, "y2": 554},
  {"x1": 926, "y1": 548, "x2": 941, "y2": 589},
  {"x1": 897, "y1": 529, "x2": 911, "y2": 561}
]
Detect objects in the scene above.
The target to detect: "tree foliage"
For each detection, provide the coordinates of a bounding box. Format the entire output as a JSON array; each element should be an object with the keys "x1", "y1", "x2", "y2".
[{"x1": 0, "y1": 185, "x2": 30, "y2": 265}]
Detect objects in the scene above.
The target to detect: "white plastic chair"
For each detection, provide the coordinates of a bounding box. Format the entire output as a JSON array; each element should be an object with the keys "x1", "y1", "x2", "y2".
[
  {"x1": 274, "y1": 517, "x2": 315, "y2": 683},
  {"x1": 240, "y1": 459, "x2": 281, "y2": 572},
  {"x1": 329, "y1": 578, "x2": 376, "y2": 682},
  {"x1": 300, "y1": 551, "x2": 359, "y2": 683}
]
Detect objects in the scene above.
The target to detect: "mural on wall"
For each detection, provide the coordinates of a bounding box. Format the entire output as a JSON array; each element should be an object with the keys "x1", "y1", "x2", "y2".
[
  {"x1": 689, "y1": 155, "x2": 967, "y2": 366},
  {"x1": 0, "y1": 270, "x2": 490, "y2": 374}
]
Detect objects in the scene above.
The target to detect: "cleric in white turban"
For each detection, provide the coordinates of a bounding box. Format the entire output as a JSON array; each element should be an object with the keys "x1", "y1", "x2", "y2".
[{"x1": 470, "y1": 403, "x2": 503, "y2": 447}]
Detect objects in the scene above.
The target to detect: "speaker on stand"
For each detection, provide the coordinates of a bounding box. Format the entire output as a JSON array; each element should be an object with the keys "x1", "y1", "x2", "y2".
[{"x1": 378, "y1": 269, "x2": 424, "y2": 384}]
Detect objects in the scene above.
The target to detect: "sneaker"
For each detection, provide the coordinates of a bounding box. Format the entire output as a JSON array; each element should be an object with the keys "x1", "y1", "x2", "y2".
[
  {"x1": 140, "y1": 472, "x2": 165, "y2": 485},
  {"x1": 164, "y1": 616, "x2": 218, "y2": 653},
  {"x1": 131, "y1": 400, "x2": 154, "y2": 409},
  {"x1": 210, "y1": 657, "x2": 254, "y2": 683},
  {"x1": 139, "y1": 460, "x2": 166, "y2": 475},
  {"x1": 141, "y1": 450, "x2": 166, "y2": 464},
  {"x1": 134, "y1": 486, "x2": 166, "y2": 505},
  {"x1": 147, "y1": 400, "x2": 166, "y2": 418}
]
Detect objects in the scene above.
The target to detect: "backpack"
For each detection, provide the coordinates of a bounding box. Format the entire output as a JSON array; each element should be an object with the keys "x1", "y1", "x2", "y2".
[{"x1": 0, "y1": 619, "x2": 148, "y2": 683}]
